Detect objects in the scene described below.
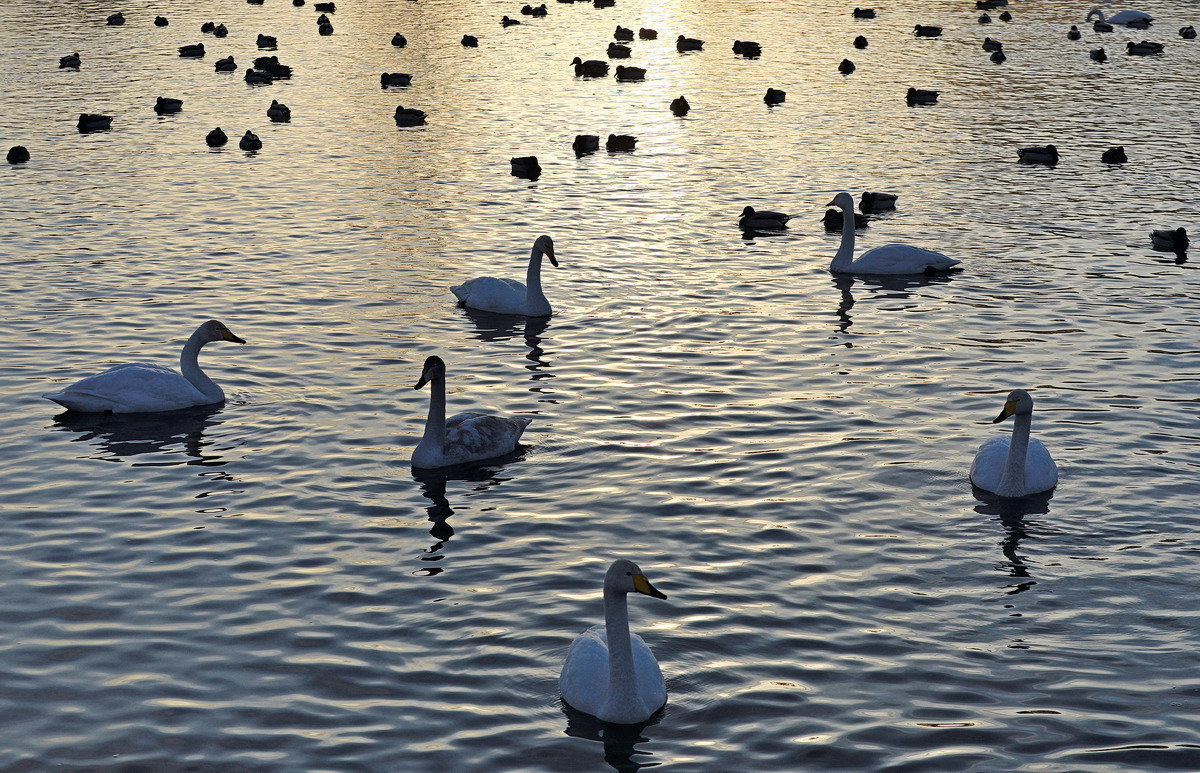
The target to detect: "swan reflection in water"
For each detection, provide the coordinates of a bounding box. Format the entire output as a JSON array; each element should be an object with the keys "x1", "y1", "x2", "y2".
[
  {"x1": 830, "y1": 271, "x2": 959, "y2": 337},
  {"x1": 561, "y1": 699, "x2": 665, "y2": 773},
  {"x1": 48, "y1": 403, "x2": 229, "y2": 466},
  {"x1": 972, "y1": 487, "x2": 1054, "y2": 595},
  {"x1": 459, "y1": 307, "x2": 555, "y2": 393}
]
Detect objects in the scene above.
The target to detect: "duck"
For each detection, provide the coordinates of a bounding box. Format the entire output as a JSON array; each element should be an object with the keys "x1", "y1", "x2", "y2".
[
  {"x1": 606, "y1": 134, "x2": 637, "y2": 151},
  {"x1": 970, "y1": 390, "x2": 1058, "y2": 497},
  {"x1": 1150, "y1": 227, "x2": 1189, "y2": 251},
  {"x1": 560, "y1": 559, "x2": 669, "y2": 725},
  {"x1": 570, "y1": 57, "x2": 608, "y2": 77},
  {"x1": 239, "y1": 130, "x2": 262, "y2": 151},
  {"x1": 451, "y1": 235, "x2": 558, "y2": 317},
  {"x1": 212, "y1": 24, "x2": 227, "y2": 38},
  {"x1": 998, "y1": 10, "x2": 1012, "y2": 21},
  {"x1": 381, "y1": 72, "x2": 413, "y2": 87},
  {"x1": 1101, "y1": 146, "x2": 1127, "y2": 163},
  {"x1": 1093, "y1": 19, "x2": 1113, "y2": 32},
  {"x1": 670, "y1": 95, "x2": 690, "y2": 115},
  {"x1": 77, "y1": 113, "x2": 113, "y2": 132},
  {"x1": 178, "y1": 43, "x2": 205, "y2": 57},
  {"x1": 1017, "y1": 144, "x2": 1059, "y2": 164},
  {"x1": 501, "y1": 15, "x2": 520, "y2": 26},
  {"x1": 106, "y1": 12, "x2": 125, "y2": 25},
  {"x1": 510, "y1": 155, "x2": 541, "y2": 179},
  {"x1": 59, "y1": 52, "x2": 81, "y2": 68},
  {"x1": 906, "y1": 87, "x2": 938, "y2": 105},
  {"x1": 838, "y1": 58, "x2": 856, "y2": 74},
  {"x1": 1126, "y1": 40, "x2": 1164, "y2": 55},
  {"x1": 853, "y1": 7, "x2": 875, "y2": 18},
  {"x1": 392, "y1": 32, "x2": 408, "y2": 46},
  {"x1": 977, "y1": 0, "x2": 1006, "y2": 7},
  {"x1": 267, "y1": 99, "x2": 291, "y2": 121},
  {"x1": 676, "y1": 35, "x2": 704, "y2": 51},
  {"x1": 205, "y1": 127, "x2": 228, "y2": 146},
  {"x1": 572, "y1": 134, "x2": 600, "y2": 155},
  {"x1": 1087, "y1": 7, "x2": 1153, "y2": 27},
  {"x1": 1068, "y1": 25, "x2": 1082, "y2": 40},
  {"x1": 1181, "y1": 25, "x2": 1197, "y2": 39},
  {"x1": 739, "y1": 206, "x2": 790, "y2": 230},
  {"x1": 7, "y1": 146, "x2": 30, "y2": 164},
  {"x1": 914, "y1": 24, "x2": 942, "y2": 37},
  {"x1": 1090, "y1": 47, "x2": 1108, "y2": 61},
  {"x1": 859, "y1": 191, "x2": 897, "y2": 213},
  {"x1": 522, "y1": 4, "x2": 548, "y2": 16},
  {"x1": 638, "y1": 28, "x2": 657, "y2": 39},
  {"x1": 201, "y1": 21, "x2": 215, "y2": 33},
  {"x1": 594, "y1": 0, "x2": 615, "y2": 8},
  {"x1": 853, "y1": 35, "x2": 868, "y2": 48},
  {"x1": 153, "y1": 96, "x2": 183, "y2": 114},
  {"x1": 823, "y1": 209, "x2": 869, "y2": 231},
  {"x1": 215, "y1": 56, "x2": 236, "y2": 71},
  {"x1": 256, "y1": 34, "x2": 277, "y2": 48},
  {"x1": 614, "y1": 65, "x2": 645, "y2": 81},
  {"x1": 614, "y1": 25, "x2": 634, "y2": 40},
  {"x1": 244, "y1": 68, "x2": 273, "y2": 84},
  {"x1": 979, "y1": 13, "x2": 992, "y2": 23},
  {"x1": 982, "y1": 37, "x2": 1003, "y2": 51},
  {"x1": 394, "y1": 105, "x2": 427, "y2": 126},
  {"x1": 318, "y1": 21, "x2": 334, "y2": 35},
  {"x1": 764, "y1": 87, "x2": 786, "y2": 104},
  {"x1": 42, "y1": 320, "x2": 245, "y2": 414},
  {"x1": 733, "y1": 40, "x2": 762, "y2": 57},
  {"x1": 410, "y1": 356, "x2": 532, "y2": 469},
  {"x1": 254, "y1": 56, "x2": 292, "y2": 78},
  {"x1": 313, "y1": 1, "x2": 336, "y2": 10},
  {"x1": 827, "y1": 191, "x2": 960, "y2": 274},
  {"x1": 608, "y1": 42, "x2": 631, "y2": 58},
  {"x1": 462, "y1": 34, "x2": 479, "y2": 47},
  {"x1": 154, "y1": 15, "x2": 168, "y2": 26},
  {"x1": 316, "y1": 13, "x2": 330, "y2": 25},
  {"x1": 991, "y1": 49, "x2": 1007, "y2": 62}
]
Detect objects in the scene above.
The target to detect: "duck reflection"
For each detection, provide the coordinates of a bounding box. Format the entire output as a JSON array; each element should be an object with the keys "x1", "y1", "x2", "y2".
[
  {"x1": 458, "y1": 307, "x2": 555, "y2": 391},
  {"x1": 49, "y1": 404, "x2": 228, "y2": 466},
  {"x1": 972, "y1": 488, "x2": 1053, "y2": 593},
  {"x1": 561, "y1": 700, "x2": 664, "y2": 772},
  {"x1": 410, "y1": 453, "x2": 523, "y2": 563},
  {"x1": 829, "y1": 271, "x2": 958, "y2": 337}
]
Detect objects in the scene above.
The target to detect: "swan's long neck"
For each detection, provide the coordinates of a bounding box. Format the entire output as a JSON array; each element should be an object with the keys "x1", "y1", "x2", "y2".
[
  {"x1": 525, "y1": 246, "x2": 549, "y2": 308},
  {"x1": 999, "y1": 413, "x2": 1032, "y2": 496},
  {"x1": 603, "y1": 587, "x2": 639, "y2": 713},
  {"x1": 831, "y1": 206, "x2": 857, "y2": 271},
  {"x1": 179, "y1": 330, "x2": 223, "y2": 401},
  {"x1": 422, "y1": 374, "x2": 447, "y2": 453}
]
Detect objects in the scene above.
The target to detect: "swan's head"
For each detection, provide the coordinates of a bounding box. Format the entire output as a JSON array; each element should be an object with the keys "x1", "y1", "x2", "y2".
[
  {"x1": 992, "y1": 389, "x2": 1034, "y2": 423},
  {"x1": 534, "y1": 235, "x2": 557, "y2": 267},
  {"x1": 414, "y1": 355, "x2": 445, "y2": 390},
  {"x1": 605, "y1": 559, "x2": 667, "y2": 599},
  {"x1": 826, "y1": 192, "x2": 855, "y2": 211},
  {"x1": 199, "y1": 320, "x2": 246, "y2": 344}
]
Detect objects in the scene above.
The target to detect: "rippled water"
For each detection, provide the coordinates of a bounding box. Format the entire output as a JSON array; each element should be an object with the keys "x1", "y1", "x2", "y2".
[{"x1": 3, "y1": 0, "x2": 1200, "y2": 769}]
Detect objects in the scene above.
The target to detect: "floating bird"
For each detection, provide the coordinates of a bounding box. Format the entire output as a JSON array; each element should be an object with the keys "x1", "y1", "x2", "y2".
[
  {"x1": 42, "y1": 320, "x2": 245, "y2": 414},
  {"x1": 267, "y1": 99, "x2": 291, "y2": 121},
  {"x1": 733, "y1": 40, "x2": 762, "y2": 57},
  {"x1": 318, "y1": 21, "x2": 334, "y2": 35},
  {"x1": 1087, "y1": 7, "x2": 1153, "y2": 27},
  {"x1": 1093, "y1": 19, "x2": 1113, "y2": 32},
  {"x1": 215, "y1": 56, "x2": 237, "y2": 71},
  {"x1": 253, "y1": 56, "x2": 292, "y2": 78},
  {"x1": 314, "y1": 1, "x2": 336, "y2": 10},
  {"x1": 244, "y1": 68, "x2": 273, "y2": 84},
  {"x1": 1017, "y1": 144, "x2": 1058, "y2": 164},
  {"x1": 979, "y1": 13, "x2": 992, "y2": 23},
  {"x1": 1068, "y1": 25, "x2": 1082, "y2": 40},
  {"x1": 1126, "y1": 40, "x2": 1164, "y2": 55},
  {"x1": 594, "y1": 0, "x2": 615, "y2": 8},
  {"x1": 316, "y1": 13, "x2": 330, "y2": 25},
  {"x1": 606, "y1": 134, "x2": 637, "y2": 151},
  {"x1": 392, "y1": 32, "x2": 407, "y2": 46},
  {"x1": 153, "y1": 96, "x2": 183, "y2": 114},
  {"x1": 639, "y1": 28, "x2": 657, "y2": 39},
  {"x1": 823, "y1": 209, "x2": 869, "y2": 231},
  {"x1": 212, "y1": 24, "x2": 227, "y2": 38},
  {"x1": 201, "y1": 21, "x2": 215, "y2": 33},
  {"x1": 1101, "y1": 146, "x2": 1127, "y2": 163},
  {"x1": 522, "y1": 4, "x2": 548, "y2": 15},
  {"x1": 205, "y1": 127, "x2": 228, "y2": 146},
  {"x1": 906, "y1": 87, "x2": 938, "y2": 105},
  {"x1": 859, "y1": 192, "x2": 897, "y2": 212},
  {"x1": 970, "y1": 390, "x2": 1058, "y2": 497},
  {"x1": 59, "y1": 52, "x2": 81, "y2": 68},
  {"x1": 982, "y1": 37, "x2": 1003, "y2": 51},
  {"x1": 256, "y1": 34, "x2": 277, "y2": 48},
  {"x1": 991, "y1": 49, "x2": 1007, "y2": 62},
  {"x1": 570, "y1": 57, "x2": 608, "y2": 77},
  {"x1": 239, "y1": 130, "x2": 262, "y2": 151},
  {"x1": 914, "y1": 24, "x2": 942, "y2": 37},
  {"x1": 154, "y1": 15, "x2": 168, "y2": 26},
  {"x1": 670, "y1": 95, "x2": 690, "y2": 115},
  {"x1": 394, "y1": 105, "x2": 427, "y2": 126},
  {"x1": 614, "y1": 25, "x2": 634, "y2": 40},
  {"x1": 998, "y1": 10, "x2": 1012, "y2": 21},
  {"x1": 615, "y1": 65, "x2": 645, "y2": 81},
  {"x1": 501, "y1": 15, "x2": 520, "y2": 27},
  {"x1": 1181, "y1": 25, "x2": 1197, "y2": 39},
  {"x1": 106, "y1": 12, "x2": 125, "y2": 25},
  {"x1": 451, "y1": 235, "x2": 558, "y2": 317},
  {"x1": 179, "y1": 43, "x2": 205, "y2": 57},
  {"x1": 853, "y1": 7, "x2": 875, "y2": 18},
  {"x1": 572, "y1": 134, "x2": 599, "y2": 154},
  {"x1": 510, "y1": 155, "x2": 541, "y2": 179},
  {"x1": 462, "y1": 34, "x2": 479, "y2": 47},
  {"x1": 7, "y1": 146, "x2": 30, "y2": 164},
  {"x1": 827, "y1": 191, "x2": 960, "y2": 274},
  {"x1": 410, "y1": 355, "x2": 532, "y2": 469},
  {"x1": 381, "y1": 72, "x2": 413, "y2": 87},
  {"x1": 854, "y1": 35, "x2": 868, "y2": 48},
  {"x1": 560, "y1": 559, "x2": 669, "y2": 725},
  {"x1": 838, "y1": 58, "x2": 856, "y2": 74},
  {"x1": 608, "y1": 42, "x2": 631, "y2": 58},
  {"x1": 77, "y1": 113, "x2": 113, "y2": 132},
  {"x1": 1090, "y1": 47, "x2": 1108, "y2": 61},
  {"x1": 977, "y1": 0, "x2": 1007, "y2": 8},
  {"x1": 739, "y1": 205, "x2": 790, "y2": 230},
  {"x1": 764, "y1": 87, "x2": 786, "y2": 104},
  {"x1": 1151, "y1": 227, "x2": 1189, "y2": 251},
  {"x1": 676, "y1": 35, "x2": 704, "y2": 51}
]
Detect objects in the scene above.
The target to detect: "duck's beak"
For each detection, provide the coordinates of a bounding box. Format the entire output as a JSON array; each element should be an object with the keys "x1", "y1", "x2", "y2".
[
  {"x1": 992, "y1": 400, "x2": 1017, "y2": 423},
  {"x1": 223, "y1": 329, "x2": 246, "y2": 344},
  {"x1": 545, "y1": 244, "x2": 558, "y2": 268},
  {"x1": 632, "y1": 573, "x2": 667, "y2": 600}
]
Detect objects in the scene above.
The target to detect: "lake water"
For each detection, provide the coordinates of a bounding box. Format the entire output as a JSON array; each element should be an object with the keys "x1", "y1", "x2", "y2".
[{"x1": 3, "y1": 0, "x2": 1200, "y2": 769}]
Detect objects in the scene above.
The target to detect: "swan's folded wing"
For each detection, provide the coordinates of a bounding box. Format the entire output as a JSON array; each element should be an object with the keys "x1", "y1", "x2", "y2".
[
  {"x1": 560, "y1": 625, "x2": 610, "y2": 715},
  {"x1": 444, "y1": 411, "x2": 532, "y2": 460},
  {"x1": 969, "y1": 435, "x2": 1009, "y2": 492},
  {"x1": 855, "y1": 243, "x2": 961, "y2": 274},
  {"x1": 451, "y1": 276, "x2": 527, "y2": 309},
  {"x1": 630, "y1": 632, "x2": 667, "y2": 711},
  {"x1": 43, "y1": 362, "x2": 207, "y2": 413},
  {"x1": 1024, "y1": 437, "x2": 1058, "y2": 493}
]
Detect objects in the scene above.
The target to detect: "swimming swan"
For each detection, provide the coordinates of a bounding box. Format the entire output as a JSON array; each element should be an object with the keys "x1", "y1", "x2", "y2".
[
  {"x1": 970, "y1": 389, "x2": 1058, "y2": 497},
  {"x1": 42, "y1": 320, "x2": 245, "y2": 413},
  {"x1": 827, "y1": 192, "x2": 960, "y2": 274},
  {"x1": 451, "y1": 235, "x2": 558, "y2": 316},
  {"x1": 560, "y1": 559, "x2": 668, "y2": 724},
  {"x1": 411, "y1": 355, "x2": 532, "y2": 469},
  {"x1": 1086, "y1": 7, "x2": 1152, "y2": 26}
]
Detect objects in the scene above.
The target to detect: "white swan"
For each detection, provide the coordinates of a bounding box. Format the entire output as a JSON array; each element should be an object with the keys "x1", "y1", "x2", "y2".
[
  {"x1": 42, "y1": 320, "x2": 245, "y2": 413},
  {"x1": 451, "y1": 235, "x2": 557, "y2": 316},
  {"x1": 411, "y1": 355, "x2": 532, "y2": 468},
  {"x1": 827, "y1": 192, "x2": 961, "y2": 274},
  {"x1": 970, "y1": 389, "x2": 1058, "y2": 497},
  {"x1": 1087, "y1": 7, "x2": 1152, "y2": 26},
  {"x1": 560, "y1": 559, "x2": 668, "y2": 724}
]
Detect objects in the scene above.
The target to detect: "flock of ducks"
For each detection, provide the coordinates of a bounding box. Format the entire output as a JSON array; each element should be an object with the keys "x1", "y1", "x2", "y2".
[{"x1": 18, "y1": 0, "x2": 1193, "y2": 728}]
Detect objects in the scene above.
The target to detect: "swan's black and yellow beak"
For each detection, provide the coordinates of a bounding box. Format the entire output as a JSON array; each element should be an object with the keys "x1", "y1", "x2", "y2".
[
  {"x1": 992, "y1": 400, "x2": 1017, "y2": 423},
  {"x1": 414, "y1": 373, "x2": 429, "y2": 390},
  {"x1": 545, "y1": 244, "x2": 558, "y2": 268},
  {"x1": 633, "y1": 573, "x2": 667, "y2": 600},
  {"x1": 826, "y1": 198, "x2": 838, "y2": 207},
  {"x1": 223, "y1": 329, "x2": 246, "y2": 344}
]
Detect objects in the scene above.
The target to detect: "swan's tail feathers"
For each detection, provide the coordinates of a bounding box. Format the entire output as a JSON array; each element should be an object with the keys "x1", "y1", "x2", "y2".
[{"x1": 450, "y1": 284, "x2": 467, "y2": 302}]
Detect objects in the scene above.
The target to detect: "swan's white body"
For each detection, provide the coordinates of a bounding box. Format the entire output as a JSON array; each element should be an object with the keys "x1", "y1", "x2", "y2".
[
  {"x1": 1087, "y1": 8, "x2": 1152, "y2": 25},
  {"x1": 411, "y1": 356, "x2": 531, "y2": 469},
  {"x1": 451, "y1": 235, "x2": 557, "y2": 316},
  {"x1": 560, "y1": 560, "x2": 668, "y2": 724},
  {"x1": 42, "y1": 320, "x2": 244, "y2": 413},
  {"x1": 970, "y1": 389, "x2": 1058, "y2": 497},
  {"x1": 827, "y1": 192, "x2": 960, "y2": 275}
]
